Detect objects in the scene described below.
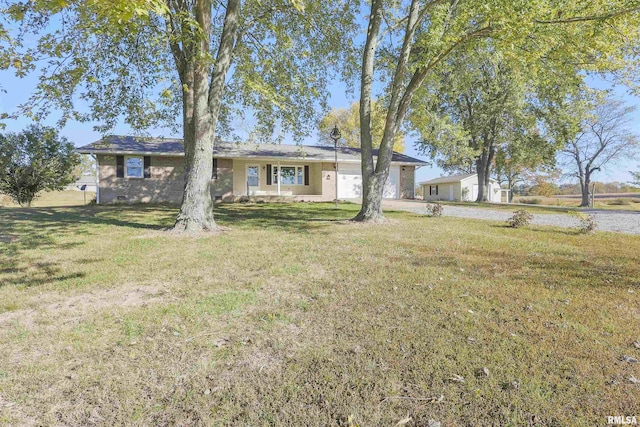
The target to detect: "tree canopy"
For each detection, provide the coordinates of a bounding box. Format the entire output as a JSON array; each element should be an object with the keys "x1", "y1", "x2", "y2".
[
  {"x1": 0, "y1": 124, "x2": 79, "y2": 206},
  {"x1": 1, "y1": 0, "x2": 359, "y2": 230},
  {"x1": 411, "y1": 44, "x2": 568, "y2": 201},
  {"x1": 354, "y1": 0, "x2": 640, "y2": 219},
  {"x1": 318, "y1": 101, "x2": 405, "y2": 153},
  {"x1": 558, "y1": 89, "x2": 640, "y2": 206}
]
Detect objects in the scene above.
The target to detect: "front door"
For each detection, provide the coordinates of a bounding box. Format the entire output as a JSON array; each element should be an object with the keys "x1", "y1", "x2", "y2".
[{"x1": 247, "y1": 165, "x2": 259, "y2": 195}]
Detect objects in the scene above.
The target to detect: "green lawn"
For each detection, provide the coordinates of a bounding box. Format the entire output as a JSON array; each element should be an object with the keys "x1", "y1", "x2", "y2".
[{"x1": 1, "y1": 203, "x2": 639, "y2": 426}]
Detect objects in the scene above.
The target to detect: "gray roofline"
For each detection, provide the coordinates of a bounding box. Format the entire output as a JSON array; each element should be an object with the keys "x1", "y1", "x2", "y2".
[
  {"x1": 78, "y1": 148, "x2": 426, "y2": 166},
  {"x1": 76, "y1": 136, "x2": 429, "y2": 166}
]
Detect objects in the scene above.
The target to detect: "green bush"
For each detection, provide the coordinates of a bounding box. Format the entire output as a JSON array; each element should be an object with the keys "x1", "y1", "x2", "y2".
[{"x1": 508, "y1": 209, "x2": 534, "y2": 228}]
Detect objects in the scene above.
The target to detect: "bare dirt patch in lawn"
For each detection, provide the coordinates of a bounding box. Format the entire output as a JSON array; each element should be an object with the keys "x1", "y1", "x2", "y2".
[{"x1": 0, "y1": 285, "x2": 169, "y2": 329}]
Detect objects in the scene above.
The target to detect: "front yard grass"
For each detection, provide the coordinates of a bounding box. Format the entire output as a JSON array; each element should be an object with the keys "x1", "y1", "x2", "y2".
[{"x1": 1, "y1": 202, "x2": 639, "y2": 426}]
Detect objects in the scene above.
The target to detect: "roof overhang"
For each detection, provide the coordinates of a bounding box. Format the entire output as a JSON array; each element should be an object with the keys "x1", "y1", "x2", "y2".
[{"x1": 77, "y1": 148, "x2": 428, "y2": 166}]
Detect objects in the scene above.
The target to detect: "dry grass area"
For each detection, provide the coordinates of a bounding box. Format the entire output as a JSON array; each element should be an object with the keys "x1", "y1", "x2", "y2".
[
  {"x1": 1, "y1": 203, "x2": 639, "y2": 426},
  {"x1": 0, "y1": 190, "x2": 96, "y2": 208},
  {"x1": 515, "y1": 195, "x2": 640, "y2": 211}
]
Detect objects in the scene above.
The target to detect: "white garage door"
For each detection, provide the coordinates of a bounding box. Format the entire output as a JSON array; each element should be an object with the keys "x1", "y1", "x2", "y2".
[
  {"x1": 337, "y1": 164, "x2": 399, "y2": 199},
  {"x1": 384, "y1": 166, "x2": 399, "y2": 199},
  {"x1": 337, "y1": 164, "x2": 362, "y2": 199}
]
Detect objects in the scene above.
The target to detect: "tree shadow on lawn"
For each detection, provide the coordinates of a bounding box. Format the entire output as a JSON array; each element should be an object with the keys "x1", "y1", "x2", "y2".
[
  {"x1": 401, "y1": 232, "x2": 639, "y2": 290},
  {"x1": 0, "y1": 205, "x2": 176, "y2": 289},
  {"x1": 489, "y1": 224, "x2": 579, "y2": 236},
  {"x1": 214, "y1": 202, "x2": 358, "y2": 233}
]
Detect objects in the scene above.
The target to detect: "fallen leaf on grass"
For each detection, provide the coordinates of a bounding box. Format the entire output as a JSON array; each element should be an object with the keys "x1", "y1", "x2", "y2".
[
  {"x1": 620, "y1": 355, "x2": 638, "y2": 363},
  {"x1": 632, "y1": 341, "x2": 640, "y2": 349},
  {"x1": 447, "y1": 374, "x2": 465, "y2": 383},
  {"x1": 627, "y1": 375, "x2": 640, "y2": 384},
  {"x1": 395, "y1": 417, "x2": 412, "y2": 426}
]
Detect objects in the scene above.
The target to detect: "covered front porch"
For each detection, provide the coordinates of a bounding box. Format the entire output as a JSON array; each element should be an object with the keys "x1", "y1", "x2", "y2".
[{"x1": 231, "y1": 159, "x2": 335, "y2": 201}]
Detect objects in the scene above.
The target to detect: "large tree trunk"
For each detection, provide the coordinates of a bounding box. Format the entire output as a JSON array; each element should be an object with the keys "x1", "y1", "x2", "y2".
[
  {"x1": 174, "y1": 0, "x2": 217, "y2": 231},
  {"x1": 476, "y1": 155, "x2": 490, "y2": 202},
  {"x1": 171, "y1": 0, "x2": 240, "y2": 232},
  {"x1": 355, "y1": 0, "x2": 423, "y2": 222},
  {"x1": 175, "y1": 92, "x2": 217, "y2": 231},
  {"x1": 579, "y1": 175, "x2": 590, "y2": 207},
  {"x1": 475, "y1": 138, "x2": 496, "y2": 202},
  {"x1": 354, "y1": 172, "x2": 387, "y2": 222},
  {"x1": 354, "y1": 0, "x2": 384, "y2": 222}
]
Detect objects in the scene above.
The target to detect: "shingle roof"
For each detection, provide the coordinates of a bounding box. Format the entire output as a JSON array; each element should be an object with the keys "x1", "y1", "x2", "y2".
[
  {"x1": 419, "y1": 173, "x2": 498, "y2": 185},
  {"x1": 76, "y1": 135, "x2": 428, "y2": 165}
]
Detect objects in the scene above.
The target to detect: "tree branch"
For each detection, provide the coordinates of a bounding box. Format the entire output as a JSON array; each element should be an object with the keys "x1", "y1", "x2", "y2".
[{"x1": 534, "y1": 6, "x2": 640, "y2": 24}]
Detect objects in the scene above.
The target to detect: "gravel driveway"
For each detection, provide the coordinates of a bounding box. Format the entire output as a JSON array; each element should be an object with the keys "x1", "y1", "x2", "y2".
[{"x1": 381, "y1": 200, "x2": 640, "y2": 235}]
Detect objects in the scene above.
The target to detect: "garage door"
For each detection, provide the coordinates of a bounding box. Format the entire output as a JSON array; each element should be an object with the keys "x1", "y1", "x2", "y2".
[
  {"x1": 337, "y1": 164, "x2": 399, "y2": 199},
  {"x1": 384, "y1": 166, "x2": 399, "y2": 199},
  {"x1": 337, "y1": 164, "x2": 362, "y2": 199}
]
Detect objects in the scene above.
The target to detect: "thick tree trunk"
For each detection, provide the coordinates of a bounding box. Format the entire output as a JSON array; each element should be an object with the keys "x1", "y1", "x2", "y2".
[
  {"x1": 354, "y1": 172, "x2": 387, "y2": 222},
  {"x1": 174, "y1": 0, "x2": 217, "y2": 232},
  {"x1": 355, "y1": 0, "x2": 423, "y2": 222},
  {"x1": 579, "y1": 176, "x2": 590, "y2": 207},
  {"x1": 171, "y1": 0, "x2": 240, "y2": 232},
  {"x1": 476, "y1": 157, "x2": 489, "y2": 202},
  {"x1": 354, "y1": 0, "x2": 384, "y2": 222},
  {"x1": 475, "y1": 139, "x2": 496, "y2": 202},
  {"x1": 175, "y1": 103, "x2": 217, "y2": 231}
]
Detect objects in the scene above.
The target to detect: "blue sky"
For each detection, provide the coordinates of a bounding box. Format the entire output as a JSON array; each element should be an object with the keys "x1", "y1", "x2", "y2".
[{"x1": 1, "y1": 57, "x2": 638, "y2": 186}]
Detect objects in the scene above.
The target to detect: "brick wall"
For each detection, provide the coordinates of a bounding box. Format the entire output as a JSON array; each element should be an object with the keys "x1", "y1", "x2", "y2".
[{"x1": 97, "y1": 155, "x2": 233, "y2": 204}]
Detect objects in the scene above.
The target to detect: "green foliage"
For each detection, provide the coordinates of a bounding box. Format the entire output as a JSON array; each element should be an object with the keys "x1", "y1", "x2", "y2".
[
  {"x1": 0, "y1": 125, "x2": 79, "y2": 206},
  {"x1": 318, "y1": 100, "x2": 405, "y2": 153},
  {"x1": 355, "y1": 0, "x2": 640, "y2": 217},
  {"x1": 508, "y1": 209, "x2": 534, "y2": 228},
  {"x1": 1, "y1": 0, "x2": 359, "y2": 140}
]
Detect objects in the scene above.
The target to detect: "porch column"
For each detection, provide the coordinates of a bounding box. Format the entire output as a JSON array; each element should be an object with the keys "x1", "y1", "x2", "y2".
[{"x1": 277, "y1": 161, "x2": 281, "y2": 196}]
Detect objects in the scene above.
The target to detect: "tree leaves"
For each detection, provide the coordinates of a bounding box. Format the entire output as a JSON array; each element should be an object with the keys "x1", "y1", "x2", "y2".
[{"x1": 0, "y1": 125, "x2": 80, "y2": 206}]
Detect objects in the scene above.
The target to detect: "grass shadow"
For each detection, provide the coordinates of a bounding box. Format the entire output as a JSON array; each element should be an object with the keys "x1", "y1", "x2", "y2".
[{"x1": 214, "y1": 202, "x2": 359, "y2": 233}]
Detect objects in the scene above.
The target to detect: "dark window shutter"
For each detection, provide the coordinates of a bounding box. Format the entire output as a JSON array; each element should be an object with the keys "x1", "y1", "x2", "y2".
[
  {"x1": 436, "y1": 185, "x2": 439, "y2": 195},
  {"x1": 266, "y1": 164, "x2": 272, "y2": 185},
  {"x1": 212, "y1": 158, "x2": 218, "y2": 180},
  {"x1": 116, "y1": 155, "x2": 124, "y2": 178},
  {"x1": 304, "y1": 165, "x2": 309, "y2": 186},
  {"x1": 144, "y1": 156, "x2": 151, "y2": 178},
  {"x1": 429, "y1": 186, "x2": 432, "y2": 196}
]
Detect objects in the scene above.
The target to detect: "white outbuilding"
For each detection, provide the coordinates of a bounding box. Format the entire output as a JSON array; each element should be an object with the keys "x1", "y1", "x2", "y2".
[{"x1": 419, "y1": 173, "x2": 502, "y2": 203}]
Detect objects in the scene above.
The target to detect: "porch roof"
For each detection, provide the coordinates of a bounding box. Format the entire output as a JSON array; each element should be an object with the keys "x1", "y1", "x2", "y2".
[{"x1": 76, "y1": 135, "x2": 428, "y2": 166}]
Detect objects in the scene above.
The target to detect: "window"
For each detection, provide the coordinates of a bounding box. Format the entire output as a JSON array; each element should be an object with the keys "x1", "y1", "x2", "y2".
[
  {"x1": 272, "y1": 165, "x2": 305, "y2": 185},
  {"x1": 126, "y1": 156, "x2": 143, "y2": 178},
  {"x1": 429, "y1": 185, "x2": 439, "y2": 196}
]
